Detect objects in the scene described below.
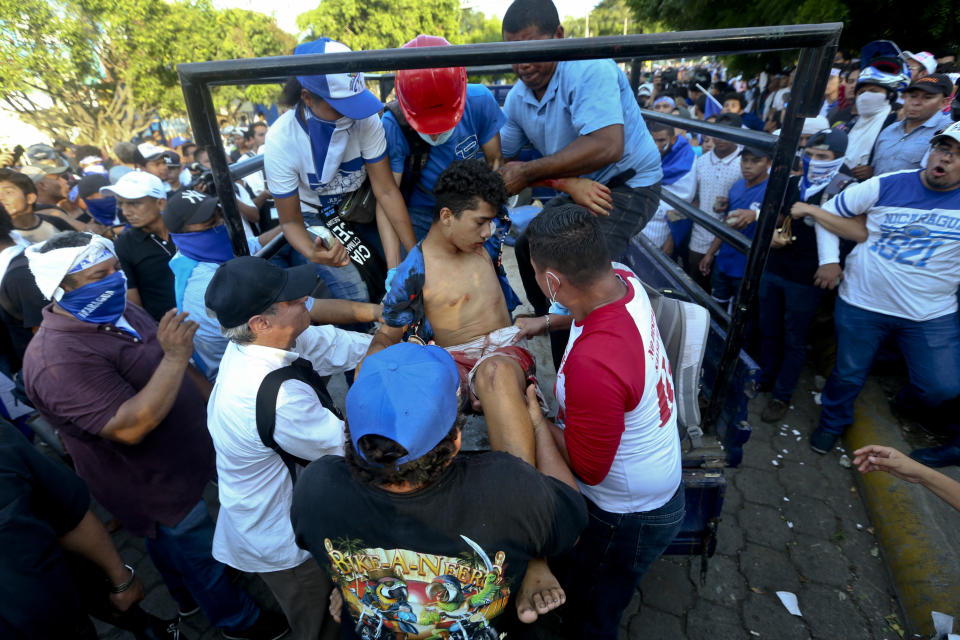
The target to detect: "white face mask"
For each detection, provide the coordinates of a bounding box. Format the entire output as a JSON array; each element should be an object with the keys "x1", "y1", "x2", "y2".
[
  {"x1": 856, "y1": 91, "x2": 889, "y2": 117},
  {"x1": 417, "y1": 129, "x2": 455, "y2": 147}
]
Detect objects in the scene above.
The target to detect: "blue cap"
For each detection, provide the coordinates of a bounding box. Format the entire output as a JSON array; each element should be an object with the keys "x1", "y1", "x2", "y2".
[
  {"x1": 170, "y1": 136, "x2": 189, "y2": 148},
  {"x1": 346, "y1": 343, "x2": 460, "y2": 465},
  {"x1": 294, "y1": 37, "x2": 384, "y2": 120}
]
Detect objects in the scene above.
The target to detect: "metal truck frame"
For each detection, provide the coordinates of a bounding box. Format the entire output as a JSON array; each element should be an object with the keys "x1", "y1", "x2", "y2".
[{"x1": 177, "y1": 23, "x2": 842, "y2": 560}]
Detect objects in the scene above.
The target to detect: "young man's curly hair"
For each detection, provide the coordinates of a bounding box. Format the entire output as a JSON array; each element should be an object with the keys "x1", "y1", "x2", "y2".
[
  {"x1": 432, "y1": 158, "x2": 507, "y2": 222},
  {"x1": 344, "y1": 413, "x2": 466, "y2": 487}
]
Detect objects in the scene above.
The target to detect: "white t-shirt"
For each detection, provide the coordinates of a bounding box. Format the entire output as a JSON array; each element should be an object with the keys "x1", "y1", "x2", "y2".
[
  {"x1": 555, "y1": 264, "x2": 682, "y2": 514},
  {"x1": 207, "y1": 325, "x2": 372, "y2": 572},
  {"x1": 642, "y1": 161, "x2": 697, "y2": 248},
  {"x1": 690, "y1": 148, "x2": 743, "y2": 253},
  {"x1": 263, "y1": 107, "x2": 387, "y2": 212},
  {"x1": 822, "y1": 169, "x2": 960, "y2": 321}
]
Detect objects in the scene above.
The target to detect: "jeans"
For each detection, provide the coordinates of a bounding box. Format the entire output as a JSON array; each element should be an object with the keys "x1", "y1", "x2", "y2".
[
  {"x1": 758, "y1": 272, "x2": 824, "y2": 403},
  {"x1": 710, "y1": 269, "x2": 741, "y2": 307},
  {"x1": 819, "y1": 299, "x2": 960, "y2": 435},
  {"x1": 564, "y1": 484, "x2": 685, "y2": 640},
  {"x1": 145, "y1": 501, "x2": 260, "y2": 632}
]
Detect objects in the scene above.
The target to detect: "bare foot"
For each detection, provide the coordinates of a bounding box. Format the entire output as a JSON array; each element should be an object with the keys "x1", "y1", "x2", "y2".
[{"x1": 516, "y1": 557, "x2": 565, "y2": 623}]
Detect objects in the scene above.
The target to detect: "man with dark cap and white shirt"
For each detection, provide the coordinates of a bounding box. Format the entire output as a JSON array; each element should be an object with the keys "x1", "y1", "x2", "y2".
[{"x1": 205, "y1": 256, "x2": 373, "y2": 640}]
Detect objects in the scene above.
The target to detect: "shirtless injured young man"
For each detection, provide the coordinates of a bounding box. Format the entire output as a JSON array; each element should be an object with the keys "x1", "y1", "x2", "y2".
[{"x1": 365, "y1": 159, "x2": 565, "y2": 623}]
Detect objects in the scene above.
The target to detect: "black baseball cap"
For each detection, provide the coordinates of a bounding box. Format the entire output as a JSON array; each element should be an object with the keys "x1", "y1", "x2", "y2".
[
  {"x1": 205, "y1": 256, "x2": 318, "y2": 328},
  {"x1": 161, "y1": 150, "x2": 181, "y2": 167},
  {"x1": 162, "y1": 189, "x2": 219, "y2": 233},
  {"x1": 806, "y1": 127, "x2": 848, "y2": 156},
  {"x1": 742, "y1": 146, "x2": 773, "y2": 160},
  {"x1": 77, "y1": 174, "x2": 110, "y2": 199},
  {"x1": 905, "y1": 73, "x2": 953, "y2": 96},
  {"x1": 713, "y1": 112, "x2": 743, "y2": 128}
]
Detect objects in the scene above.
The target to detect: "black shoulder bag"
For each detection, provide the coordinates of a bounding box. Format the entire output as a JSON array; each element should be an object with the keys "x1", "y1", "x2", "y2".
[{"x1": 255, "y1": 358, "x2": 343, "y2": 485}]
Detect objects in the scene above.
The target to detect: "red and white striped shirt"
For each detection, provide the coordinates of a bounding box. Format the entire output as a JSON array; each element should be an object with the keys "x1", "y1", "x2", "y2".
[{"x1": 555, "y1": 265, "x2": 682, "y2": 513}]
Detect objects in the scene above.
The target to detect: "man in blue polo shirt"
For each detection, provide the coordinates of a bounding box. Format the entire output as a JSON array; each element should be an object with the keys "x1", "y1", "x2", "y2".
[
  {"x1": 867, "y1": 74, "x2": 954, "y2": 178},
  {"x1": 383, "y1": 35, "x2": 506, "y2": 245},
  {"x1": 499, "y1": 0, "x2": 663, "y2": 320}
]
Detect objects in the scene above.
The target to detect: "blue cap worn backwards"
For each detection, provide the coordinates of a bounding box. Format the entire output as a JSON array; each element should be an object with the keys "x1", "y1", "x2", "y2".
[
  {"x1": 294, "y1": 37, "x2": 384, "y2": 120},
  {"x1": 346, "y1": 343, "x2": 460, "y2": 465}
]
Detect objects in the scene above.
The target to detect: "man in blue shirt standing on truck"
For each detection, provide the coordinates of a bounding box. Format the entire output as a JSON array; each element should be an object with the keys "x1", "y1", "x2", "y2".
[{"x1": 498, "y1": 0, "x2": 663, "y2": 357}]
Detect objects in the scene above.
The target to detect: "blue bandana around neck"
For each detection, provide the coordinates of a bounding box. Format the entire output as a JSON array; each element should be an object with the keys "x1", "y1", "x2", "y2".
[
  {"x1": 169, "y1": 225, "x2": 234, "y2": 264},
  {"x1": 85, "y1": 196, "x2": 118, "y2": 225},
  {"x1": 661, "y1": 135, "x2": 695, "y2": 185},
  {"x1": 58, "y1": 270, "x2": 127, "y2": 325},
  {"x1": 296, "y1": 104, "x2": 353, "y2": 186}
]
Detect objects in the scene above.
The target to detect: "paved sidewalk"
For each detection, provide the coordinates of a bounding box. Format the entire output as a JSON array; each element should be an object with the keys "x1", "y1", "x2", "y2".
[{"x1": 621, "y1": 372, "x2": 907, "y2": 639}]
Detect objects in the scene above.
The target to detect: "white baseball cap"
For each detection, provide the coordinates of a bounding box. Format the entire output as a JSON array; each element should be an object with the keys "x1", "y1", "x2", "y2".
[
  {"x1": 904, "y1": 51, "x2": 937, "y2": 76},
  {"x1": 294, "y1": 37, "x2": 383, "y2": 120},
  {"x1": 932, "y1": 121, "x2": 960, "y2": 146},
  {"x1": 136, "y1": 142, "x2": 166, "y2": 162},
  {"x1": 100, "y1": 170, "x2": 167, "y2": 200}
]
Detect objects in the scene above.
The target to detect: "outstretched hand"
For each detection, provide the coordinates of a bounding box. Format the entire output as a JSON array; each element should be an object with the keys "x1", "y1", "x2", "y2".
[{"x1": 852, "y1": 445, "x2": 929, "y2": 484}]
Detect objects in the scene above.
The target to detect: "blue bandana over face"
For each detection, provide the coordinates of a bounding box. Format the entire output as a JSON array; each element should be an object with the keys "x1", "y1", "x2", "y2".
[
  {"x1": 170, "y1": 225, "x2": 234, "y2": 264},
  {"x1": 85, "y1": 196, "x2": 118, "y2": 225},
  {"x1": 58, "y1": 270, "x2": 127, "y2": 325}
]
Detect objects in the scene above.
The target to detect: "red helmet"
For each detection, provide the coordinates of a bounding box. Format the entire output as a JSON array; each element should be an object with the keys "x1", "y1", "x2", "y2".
[{"x1": 396, "y1": 35, "x2": 467, "y2": 135}]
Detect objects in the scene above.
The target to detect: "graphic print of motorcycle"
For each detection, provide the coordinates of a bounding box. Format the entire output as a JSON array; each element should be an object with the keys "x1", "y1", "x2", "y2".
[{"x1": 354, "y1": 604, "x2": 386, "y2": 640}]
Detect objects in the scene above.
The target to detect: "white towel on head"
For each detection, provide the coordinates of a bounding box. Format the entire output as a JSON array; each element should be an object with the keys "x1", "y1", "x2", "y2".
[{"x1": 25, "y1": 233, "x2": 116, "y2": 301}]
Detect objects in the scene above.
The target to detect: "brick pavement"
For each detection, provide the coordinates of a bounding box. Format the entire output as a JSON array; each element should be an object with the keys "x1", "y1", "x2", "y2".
[{"x1": 622, "y1": 371, "x2": 907, "y2": 640}]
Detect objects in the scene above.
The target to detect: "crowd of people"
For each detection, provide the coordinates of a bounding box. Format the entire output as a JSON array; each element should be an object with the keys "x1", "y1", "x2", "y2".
[{"x1": 1, "y1": 0, "x2": 959, "y2": 638}]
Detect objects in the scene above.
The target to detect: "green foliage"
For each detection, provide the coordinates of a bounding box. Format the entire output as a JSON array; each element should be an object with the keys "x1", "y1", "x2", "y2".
[
  {"x1": 0, "y1": 0, "x2": 294, "y2": 149},
  {"x1": 459, "y1": 7, "x2": 503, "y2": 44},
  {"x1": 563, "y1": 0, "x2": 641, "y2": 38},
  {"x1": 625, "y1": 0, "x2": 958, "y2": 55},
  {"x1": 296, "y1": 0, "x2": 461, "y2": 51}
]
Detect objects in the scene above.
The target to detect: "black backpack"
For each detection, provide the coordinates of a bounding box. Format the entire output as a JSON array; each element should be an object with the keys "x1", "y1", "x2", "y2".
[{"x1": 255, "y1": 359, "x2": 343, "y2": 485}]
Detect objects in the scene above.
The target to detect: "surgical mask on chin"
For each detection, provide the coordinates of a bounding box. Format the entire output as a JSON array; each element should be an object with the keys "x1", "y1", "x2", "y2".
[
  {"x1": 417, "y1": 129, "x2": 455, "y2": 147},
  {"x1": 58, "y1": 270, "x2": 127, "y2": 325},
  {"x1": 856, "y1": 92, "x2": 889, "y2": 117}
]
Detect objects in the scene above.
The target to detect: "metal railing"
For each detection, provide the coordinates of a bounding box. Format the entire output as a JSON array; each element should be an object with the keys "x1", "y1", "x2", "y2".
[{"x1": 178, "y1": 21, "x2": 842, "y2": 434}]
